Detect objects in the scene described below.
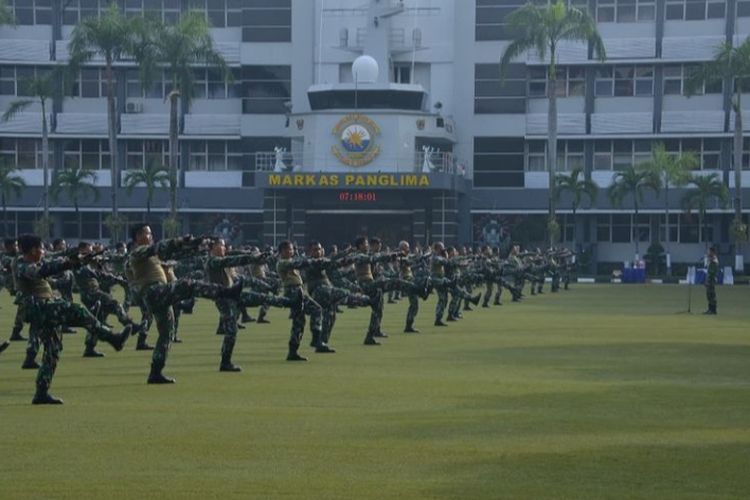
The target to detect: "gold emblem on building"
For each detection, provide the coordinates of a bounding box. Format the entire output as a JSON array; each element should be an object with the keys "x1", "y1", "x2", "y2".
[{"x1": 331, "y1": 114, "x2": 381, "y2": 167}]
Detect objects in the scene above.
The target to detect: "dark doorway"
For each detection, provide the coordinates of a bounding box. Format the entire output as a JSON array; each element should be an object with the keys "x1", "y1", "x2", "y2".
[{"x1": 305, "y1": 211, "x2": 413, "y2": 247}]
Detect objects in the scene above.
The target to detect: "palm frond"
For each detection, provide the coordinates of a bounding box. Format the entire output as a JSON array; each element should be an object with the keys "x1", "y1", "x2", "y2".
[{"x1": 1, "y1": 99, "x2": 34, "y2": 122}]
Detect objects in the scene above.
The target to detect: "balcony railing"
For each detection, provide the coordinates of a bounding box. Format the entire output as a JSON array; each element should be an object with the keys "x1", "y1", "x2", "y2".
[{"x1": 256, "y1": 150, "x2": 466, "y2": 176}]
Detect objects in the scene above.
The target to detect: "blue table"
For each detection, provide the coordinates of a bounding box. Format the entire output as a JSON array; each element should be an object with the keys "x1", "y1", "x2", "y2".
[{"x1": 622, "y1": 268, "x2": 646, "y2": 283}]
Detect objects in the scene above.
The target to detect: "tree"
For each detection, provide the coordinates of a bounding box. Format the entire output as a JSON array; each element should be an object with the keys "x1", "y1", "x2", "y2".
[
  {"x1": 68, "y1": 4, "x2": 139, "y2": 241},
  {"x1": 0, "y1": 162, "x2": 25, "y2": 237},
  {"x1": 681, "y1": 174, "x2": 730, "y2": 250},
  {"x1": 124, "y1": 159, "x2": 169, "y2": 218},
  {"x1": 0, "y1": 0, "x2": 14, "y2": 26},
  {"x1": 500, "y1": 0, "x2": 605, "y2": 246},
  {"x1": 132, "y1": 12, "x2": 231, "y2": 228},
  {"x1": 1, "y1": 69, "x2": 64, "y2": 237},
  {"x1": 554, "y1": 167, "x2": 597, "y2": 248},
  {"x1": 637, "y1": 143, "x2": 697, "y2": 274},
  {"x1": 608, "y1": 166, "x2": 661, "y2": 258},
  {"x1": 51, "y1": 166, "x2": 99, "y2": 239},
  {"x1": 687, "y1": 37, "x2": 750, "y2": 264}
]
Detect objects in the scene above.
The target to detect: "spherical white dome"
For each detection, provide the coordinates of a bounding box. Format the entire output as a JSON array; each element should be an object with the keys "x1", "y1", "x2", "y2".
[{"x1": 352, "y1": 55, "x2": 379, "y2": 83}]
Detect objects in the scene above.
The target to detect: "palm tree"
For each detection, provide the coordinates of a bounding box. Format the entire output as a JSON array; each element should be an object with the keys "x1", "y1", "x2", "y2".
[
  {"x1": 500, "y1": 0, "x2": 605, "y2": 246},
  {"x1": 124, "y1": 159, "x2": 169, "y2": 219},
  {"x1": 638, "y1": 143, "x2": 697, "y2": 274},
  {"x1": 681, "y1": 174, "x2": 730, "y2": 250},
  {"x1": 608, "y1": 166, "x2": 661, "y2": 259},
  {"x1": 132, "y1": 12, "x2": 231, "y2": 231},
  {"x1": 51, "y1": 166, "x2": 99, "y2": 239},
  {"x1": 686, "y1": 37, "x2": 750, "y2": 265},
  {"x1": 0, "y1": 162, "x2": 26, "y2": 237},
  {"x1": 554, "y1": 167, "x2": 597, "y2": 249},
  {"x1": 1, "y1": 70, "x2": 63, "y2": 236},
  {"x1": 68, "y1": 4, "x2": 139, "y2": 241}
]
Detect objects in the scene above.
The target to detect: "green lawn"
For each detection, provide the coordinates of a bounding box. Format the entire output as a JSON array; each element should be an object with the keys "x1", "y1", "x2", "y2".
[{"x1": 1, "y1": 284, "x2": 749, "y2": 499}]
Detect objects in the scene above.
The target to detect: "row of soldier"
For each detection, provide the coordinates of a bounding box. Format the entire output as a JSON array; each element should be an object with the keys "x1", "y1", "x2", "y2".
[{"x1": 0, "y1": 227, "x2": 575, "y2": 405}]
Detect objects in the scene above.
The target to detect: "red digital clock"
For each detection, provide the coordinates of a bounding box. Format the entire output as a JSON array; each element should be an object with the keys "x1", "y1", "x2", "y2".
[{"x1": 338, "y1": 191, "x2": 378, "y2": 202}]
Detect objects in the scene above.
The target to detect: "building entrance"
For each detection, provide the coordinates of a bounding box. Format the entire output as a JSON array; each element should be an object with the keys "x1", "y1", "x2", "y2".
[{"x1": 305, "y1": 210, "x2": 413, "y2": 247}]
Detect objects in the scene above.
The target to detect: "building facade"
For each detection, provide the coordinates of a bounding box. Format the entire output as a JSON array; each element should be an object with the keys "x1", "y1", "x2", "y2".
[{"x1": 1, "y1": 0, "x2": 749, "y2": 269}]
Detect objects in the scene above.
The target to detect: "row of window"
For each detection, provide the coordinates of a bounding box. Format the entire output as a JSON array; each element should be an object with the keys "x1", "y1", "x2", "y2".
[
  {"x1": 476, "y1": 0, "x2": 750, "y2": 40},
  {"x1": 596, "y1": 214, "x2": 713, "y2": 244},
  {"x1": 6, "y1": 0, "x2": 291, "y2": 41}
]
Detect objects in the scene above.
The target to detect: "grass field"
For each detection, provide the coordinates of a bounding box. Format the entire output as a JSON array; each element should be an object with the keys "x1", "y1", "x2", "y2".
[{"x1": 1, "y1": 284, "x2": 749, "y2": 499}]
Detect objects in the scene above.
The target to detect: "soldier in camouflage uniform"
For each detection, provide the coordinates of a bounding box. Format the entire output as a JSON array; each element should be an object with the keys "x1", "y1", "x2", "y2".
[
  {"x1": 431, "y1": 242, "x2": 451, "y2": 326},
  {"x1": 479, "y1": 246, "x2": 497, "y2": 308},
  {"x1": 3, "y1": 238, "x2": 27, "y2": 342},
  {"x1": 398, "y1": 240, "x2": 431, "y2": 333},
  {"x1": 704, "y1": 245, "x2": 719, "y2": 315},
  {"x1": 14, "y1": 234, "x2": 133, "y2": 404},
  {"x1": 128, "y1": 224, "x2": 243, "y2": 384},
  {"x1": 74, "y1": 241, "x2": 136, "y2": 357},
  {"x1": 276, "y1": 240, "x2": 323, "y2": 361},
  {"x1": 305, "y1": 241, "x2": 374, "y2": 353},
  {"x1": 205, "y1": 239, "x2": 294, "y2": 371},
  {"x1": 246, "y1": 250, "x2": 277, "y2": 324}
]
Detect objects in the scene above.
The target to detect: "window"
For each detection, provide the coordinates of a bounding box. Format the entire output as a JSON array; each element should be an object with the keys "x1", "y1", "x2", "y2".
[
  {"x1": 242, "y1": 65, "x2": 291, "y2": 114},
  {"x1": 525, "y1": 140, "x2": 584, "y2": 172},
  {"x1": 125, "y1": 0, "x2": 181, "y2": 24},
  {"x1": 63, "y1": 140, "x2": 111, "y2": 170},
  {"x1": 126, "y1": 69, "x2": 169, "y2": 99},
  {"x1": 475, "y1": 0, "x2": 526, "y2": 41},
  {"x1": 192, "y1": 68, "x2": 240, "y2": 99},
  {"x1": 6, "y1": 0, "x2": 51, "y2": 25},
  {"x1": 62, "y1": 0, "x2": 109, "y2": 25},
  {"x1": 596, "y1": 214, "x2": 650, "y2": 243},
  {"x1": 0, "y1": 66, "x2": 51, "y2": 97},
  {"x1": 0, "y1": 138, "x2": 51, "y2": 169},
  {"x1": 595, "y1": 65, "x2": 653, "y2": 97},
  {"x1": 557, "y1": 215, "x2": 576, "y2": 243},
  {"x1": 739, "y1": 0, "x2": 750, "y2": 16},
  {"x1": 188, "y1": 0, "x2": 243, "y2": 28},
  {"x1": 740, "y1": 138, "x2": 750, "y2": 170},
  {"x1": 594, "y1": 140, "x2": 653, "y2": 170},
  {"x1": 665, "y1": 138, "x2": 721, "y2": 170},
  {"x1": 125, "y1": 140, "x2": 173, "y2": 170},
  {"x1": 393, "y1": 64, "x2": 412, "y2": 84},
  {"x1": 474, "y1": 137, "x2": 525, "y2": 187},
  {"x1": 68, "y1": 68, "x2": 113, "y2": 98},
  {"x1": 243, "y1": 0, "x2": 291, "y2": 42},
  {"x1": 663, "y1": 64, "x2": 723, "y2": 95},
  {"x1": 666, "y1": 0, "x2": 726, "y2": 20},
  {"x1": 596, "y1": 0, "x2": 656, "y2": 22},
  {"x1": 659, "y1": 213, "x2": 709, "y2": 243},
  {"x1": 475, "y1": 64, "x2": 526, "y2": 114},
  {"x1": 527, "y1": 66, "x2": 585, "y2": 98},
  {"x1": 187, "y1": 141, "x2": 243, "y2": 171}
]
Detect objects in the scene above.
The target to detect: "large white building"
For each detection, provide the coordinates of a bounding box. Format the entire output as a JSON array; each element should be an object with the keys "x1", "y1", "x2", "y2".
[{"x1": 1, "y1": 0, "x2": 749, "y2": 269}]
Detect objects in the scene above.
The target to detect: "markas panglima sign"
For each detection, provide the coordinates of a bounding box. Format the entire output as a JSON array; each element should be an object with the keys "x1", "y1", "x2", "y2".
[{"x1": 263, "y1": 173, "x2": 432, "y2": 188}]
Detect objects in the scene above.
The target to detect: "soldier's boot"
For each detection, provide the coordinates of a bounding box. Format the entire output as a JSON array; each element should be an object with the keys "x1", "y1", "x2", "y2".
[
  {"x1": 220, "y1": 360, "x2": 242, "y2": 372},
  {"x1": 493, "y1": 296, "x2": 501, "y2": 306},
  {"x1": 404, "y1": 323, "x2": 420, "y2": 333},
  {"x1": 108, "y1": 324, "x2": 134, "y2": 352},
  {"x1": 315, "y1": 341, "x2": 336, "y2": 354},
  {"x1": 32, "y1": 390, "x2": 63, "y2": 405},
  {"x1": 236, "y1": 322, "x2": 246, "y2": 330},
  {"x1": 373, "y1": 330, "x2": 388, "y2": 338},
  {"x1": 83, "y1": 345, "x2": 105, "y2": 358},
  {"x1": 309, "y1": 330, "x2": 321, "y2": 348},
  {"x1": 257, "y1": 309, "x2": 270, "y2": 324},
  {"x1": 147, "y1": 365, "x2": 175, "y2": 384},
  {"x1": 434, "y1": 319, "x2": 447, "y2": 327},
  {"x1": 136, "y1": 332, "x2": 154, "y2": 351},
  {"x1": 286, "y1": 341, "x2": 308, "y2": 361},
  {"x1": 241, "y1": 311, "x2": 255, "y2": 324},
  {"x1": 21, "y1": 351, "x2": 40, "y2": 369},
  {"x1": 0, "y1": 340, "x2": 9, "y2": 354},
  {"x1": 219, "y1": 342, "x2": 242, "y2": 372},
  {"x1": 181, "y1": 298, "x2": 195, "y2": 315},
  {"x1": 470, "y1": 293, "x2": 481, "y2": 306},
  {"x1": 9, "y1": 326, "x2": 26, "y2": 342},
  {"x1": 446, "y1": 315, "x2": 457, "y2": 322}
]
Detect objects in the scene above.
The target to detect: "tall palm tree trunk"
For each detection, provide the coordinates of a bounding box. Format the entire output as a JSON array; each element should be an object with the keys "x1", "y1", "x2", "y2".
[
  {"x1": 664, "y1": 177, "x2": 671, "y2": 274},
  {"x1": 76, "y1": 201, "x2": 82, "y2": 239},
  {"x1": 2, "y1": 194, "x2": 7, "y2": 237},
  {"x1": 547, "y1": 51, "x2": 558, "y2": 247},
  {"x1": 634, "y1": 200, "x2": 640, "y2": 258},
  {"x1": 105, "y1": 61, "x2": 119, "y2": 240},
  {"x1": 41, "y1": 99, "x2": 49, "y2": 235},
  {"x1": 169, "y1": 91, "x2": 179, "y2": 221}
]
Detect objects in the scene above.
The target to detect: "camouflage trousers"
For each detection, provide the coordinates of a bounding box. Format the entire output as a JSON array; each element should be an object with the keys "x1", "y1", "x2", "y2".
[
  {"x1": 706, "y1": 283, "x2": 717, "y2": 311},
  {"x1": 551, "y1": 272, "x2": 560, "y2": 292},
  {"x1": 283, "y1": 286, "x2": 322, "y2": 349},
  {"x1": 27, "y1": 297, "x2": 117, "y2": 395},
  {"x1": 482, "y1": 280, "x2": 494, "y2": 307},
  {"x1": 311, "y1": 284, "x2": 371, "y2": 346},
  {"x1": 81, "y1": 291, "x2": 131, "y2": 349},
  {"x1": 141, "y1": 279, "x2": 228, "y2": 374}
]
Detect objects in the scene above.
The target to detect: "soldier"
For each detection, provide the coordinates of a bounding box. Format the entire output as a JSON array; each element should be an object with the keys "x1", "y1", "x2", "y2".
[
  {"x1": 445, "y1": 247, "x2": 481, "y2": 321},
  {"x1": 14, "y1": 234, "x2": 132, "y2": 404},
  {"x1": 305, "y1": 241, "x2": 374, "y2": 353},
  {"x1": 704, "y1": 245, "x2": 719, "y2": 315},
  {"x1": 276, "y1": 240, "x2": 324, "y2": 361},
  {"x1": 128, "y1": 224, "x2": 243, "y2": 384},
  {"x1": 205, "y1": 238, "x2": 295, "y2": 371},
  {"x1": 74, "y1": 241, "x2": 136, "y2": 358},
  {"x1": 431, "y1": 242, "x2": 451, "y2": 326},
  {"x1": 353, "y1": 236, "x2": 400, "y2": 345},
  {"x1": 3, "y1": 238, "x2": 27, "y2": 342},
  {"x1": 479, "y1": 246, "x2": 496, "y2": 308},
  {"x1": 398, "y1": 240, "x2": 431, "y2": 333}
]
